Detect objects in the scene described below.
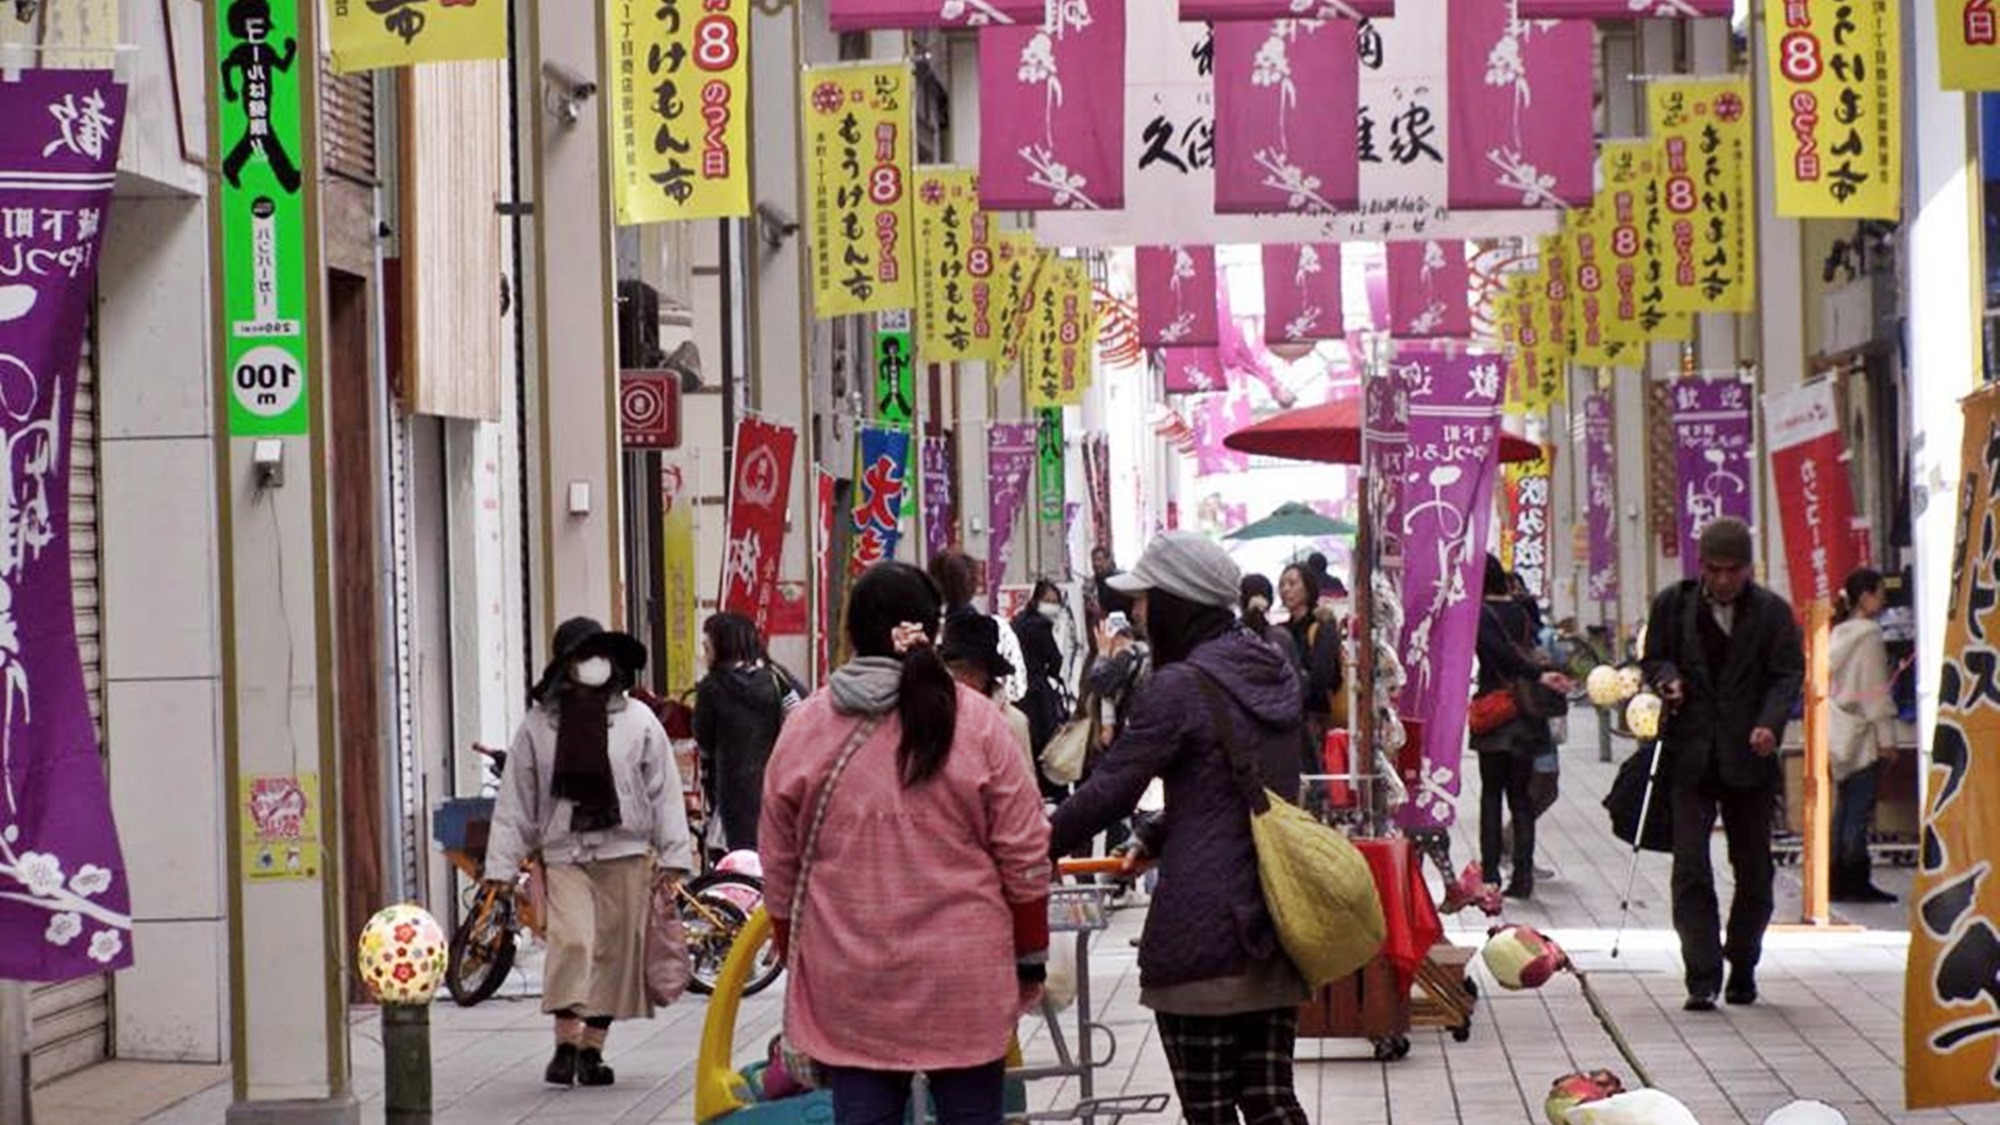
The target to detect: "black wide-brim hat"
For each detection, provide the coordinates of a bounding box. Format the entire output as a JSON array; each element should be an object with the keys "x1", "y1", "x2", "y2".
[{"x1": 533, "y1": 615, "x2": 647, "y2": 699}]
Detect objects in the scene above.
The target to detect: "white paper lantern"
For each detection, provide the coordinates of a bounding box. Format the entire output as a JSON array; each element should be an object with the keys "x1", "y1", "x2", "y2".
[
  {"x1": 1615, "y1": 665, "x2": 1645, "y2": 701},
  {"x1": 357, "y1": 903, "x2": 448, "y2": 1005},
  {"x1": 1625, "y1": 692, "x2": 1664, "y2": 740},
  {"x1": 1584, "y1": 665, "x2": 1625, "y2": 708}
]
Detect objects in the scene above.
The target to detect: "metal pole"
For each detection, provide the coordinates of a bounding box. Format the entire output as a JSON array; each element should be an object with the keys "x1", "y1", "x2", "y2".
[
  {"x1": 382, "y1": 1004, "x2": 432, "y2": 1123},
  {"x1": 1, "y1": 981, "x2": 30, "y2": 1125}
]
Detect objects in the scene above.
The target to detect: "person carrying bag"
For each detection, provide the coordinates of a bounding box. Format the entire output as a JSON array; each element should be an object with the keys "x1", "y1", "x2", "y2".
[{"x1": 1468, "y1": 555, "x2": 1573, "y2": 900}]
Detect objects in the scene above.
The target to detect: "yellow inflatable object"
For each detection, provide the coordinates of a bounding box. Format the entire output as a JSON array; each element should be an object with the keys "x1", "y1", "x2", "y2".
[{"x1": 695, "y1": 907, "x2": 771, "y2": 1124}]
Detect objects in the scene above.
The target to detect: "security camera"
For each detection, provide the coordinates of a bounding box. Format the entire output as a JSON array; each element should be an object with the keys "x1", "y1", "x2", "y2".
[
  {"x1": 541, "y1": 62, "x2": 599, "y2": 125},
  {"x1": 755, "y1": 201, "x2": 799, "y2": 250}
]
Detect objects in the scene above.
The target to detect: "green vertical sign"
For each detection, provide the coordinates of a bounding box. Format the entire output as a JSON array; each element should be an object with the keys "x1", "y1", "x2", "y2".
[
  {"x1": 215, "y1": 0, "x2": 311, "y2": 437},
  {"x1": 1036, "y1": 407, "x2": 1064, "y2": 525},
  {"x1": 874, "y1": 310, "x2": 915, "y2": 428}
]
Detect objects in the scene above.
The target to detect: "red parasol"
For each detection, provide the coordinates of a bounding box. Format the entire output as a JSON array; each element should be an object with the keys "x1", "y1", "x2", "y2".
[{"x1": 1223, "y1": 396, "x2": 1544, "y2": 465}]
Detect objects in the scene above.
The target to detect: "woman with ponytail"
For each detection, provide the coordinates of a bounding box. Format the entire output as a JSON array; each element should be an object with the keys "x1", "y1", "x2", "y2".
[{"x1": 758, "y1": 561, "x2": 1052, "y2": 1124}]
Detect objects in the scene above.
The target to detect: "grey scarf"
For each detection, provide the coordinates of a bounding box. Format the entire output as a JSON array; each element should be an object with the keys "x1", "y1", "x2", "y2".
[{"x1": 828, "y1": 656, "x2": 903, "y2": 715}]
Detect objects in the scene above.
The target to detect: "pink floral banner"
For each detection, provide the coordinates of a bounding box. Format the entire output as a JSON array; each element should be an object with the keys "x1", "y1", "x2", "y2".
[
  {"x1": 1446, "y1": 0, "x2": 1594, "y2": 209},
  {"x1": 1263, "y1": 243, "x2": 1345, "y2": 344},
  {"x1": 1216, "y1": 280, "x2": 1299, "y2": 406},
  {"x1": 830, "y1": 0, "x2": 1045, "y2": 30},
  {"x1": 1182, "y1": 0, "x2": 1394, "y2": 19},
  {"x1": 1137, "y1": 245, "x2": 1220, "y2": 347},
  {"x1": 1161, "y1": 347, "x2": 1226, "y2": 394},
  {"x1": 1193, "y1": 393, "x2": 1254, "y2": 476},
  {"x1": 978, "y1": 1, "x2": 1126, "y2": 211},
  {"x1": 1213, "y1": 19, "x2": 1359, "y2": 214},
  {"x1": 1386, "y1": 239, "x2": 1471, "y2": 338},
  {"x1": 1516, "y1": 0, "x2": 1729, "y2": 15}
]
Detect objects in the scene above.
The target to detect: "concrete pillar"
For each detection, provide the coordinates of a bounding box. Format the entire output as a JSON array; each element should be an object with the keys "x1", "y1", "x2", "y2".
[{"x1": 520, "y1": 0, "x2": 625, "y2": 645}]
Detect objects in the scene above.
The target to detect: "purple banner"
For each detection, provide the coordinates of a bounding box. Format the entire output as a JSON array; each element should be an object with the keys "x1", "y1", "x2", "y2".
[
  {"x1": 1671, "y1": 377, "x2": 1755, "y2": 578},
  {"x1": 1516, "y1": 0, "x2": 1729, "y2": 15},
  {"x1": 921, "y1": 435, "x2": 956, "y2": 560},
  {"x1": 0, "y1": 71, "x2": 134, "y2": 981},
  {"x1": 1363, "y1": 370, "x2": 1411, "y2": 568},
  {"x1": 1386, "y1": 240, "x2": 1472, "y2": 338},
  {"x1": 1213, "y1": 20, "x2": 1359, "y2": 214},
  {"x1": 1137, "y1": 245, "x2": 1219, "y2": 347},
  {"x1": 1585, "y1": 392, "x2": 1620, "y2": 602},
  {"x1": 1182, "y1": 0, "x2": 1395, "y2": 18},
  {"x1": 1263, "y1": 243, "x2": 1345, "y2": 345},
  {"x1": 1395, "y1": 352, "x2": 1505, "y2": 829},
  {"x1": 830, "y1": 0, "x2": 1044, "y2": 29},
  {"x1": 986, "y1": 422, "x2": 1038, "y2": 602},
  {"x1": 1161, "y1": 347, "x2": 1224, "y2": 394},
  {"x1": 1446, "y1": 0, "x2": 1594, "y2": 209},
  {"x1": 978, "y1": 1, "x2": 1126, "y2": 211}
]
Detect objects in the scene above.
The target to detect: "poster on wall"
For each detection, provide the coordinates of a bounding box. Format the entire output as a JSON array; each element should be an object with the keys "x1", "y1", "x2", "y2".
[
  {"x1": 241, "y1": 774, "x2": 323, "y2": 882},
  {"x1": 607, "y1": 0, "x2": 752, "y2": 223},
  {"x1": 0, "y1": 70, "x2": 136, "y2": 981}
]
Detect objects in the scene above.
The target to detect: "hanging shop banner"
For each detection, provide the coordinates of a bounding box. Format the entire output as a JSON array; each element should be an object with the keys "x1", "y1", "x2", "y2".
[
  {"x1": 660, "y1": 456, "x2": 701, "y2": 695},
  {"x1": 914, "y1": 167, "x2": 1000, "y2": 361},
  {"x1": 1502, "y1": 273, "x2": 1561, "y2": 413},
  {"x1": 986, "y1": 421, "x2": 1039, "y2": 600},
  {"x1": 1536, "y1": 234, "x2": 1574, "y2": 358},
  {"x1": 1035, "y1": 0, "x2": 1562, "y2": 248},
  {"x1": 216, "y1": 0, "x2": 313, "y2": 437},
  {"x1": 921, "y1": 434, "x2": 956, "y2": 560},
  {"x1": 1024, "y1": 257, "x2": 1096, "y2": 407},
  {"x1": 850, "y1": 426, "x2": 912, "y2": 573},
  {"x1": 803, "y1": 62, "x2": 916, "y2": 319},
  {"x1": 1216, "y1": 282, "x2": 1299, "y2": 405},
  {"x1": 1193, "y1": 393, "x2": 1254, "y2": 477},
  {"x1": 1395, "y1": 351, "x2": 1506, "y2": 830},
  {"x1": 1939, "y1": 0, "x2": 2000, "y2": 89},
  {"x1": 1085, "y1": 432, "x2": 1114, "y2": 553},
  {"x1": 1183, "y1": 0, "x2": 1394, "y2": 17},
  {"x1": 1161, "y1": 346, "x2": 1225, "y2": 393},
  {"x1": 329, "y1": 0, "x2": 507, "y2": 72},
  {"x1": 1213, "y1": 19, "x2": 1360, "y2": 215},
  {"x1": 1906, "y1": 382, "x2": 2000, "y2": 1111},
  {"x1": 1762, "y1": 380, "x2": 1859, "y2": 607},
  {"x1": 607, "y1": 0, "x2": 751, "y2": 224},
  {"x1": 977, "y1": 0, "x2": 1126, "y2": 211},
  {"x1": 1584, "y1": 392, "x2": 1620, "y2": 602},
  {"x1": 1629, "y1": 139, "x2": 1695, "y2": 342},
  {"x1": 993, "y1": 232, "x2": 1041, "y2": 367},
  {"x1": 0, "y1": 70, "x2": 136, "y2": 982},
  {"x1": 1445, "y1": 0, "x2": 1593, "y2": 209},
  {"x1": 1670, "y1": 377, "x2": 1755, "y2": 579},
  {"x1": 1764, "y1": 0, "x2": 1901, "y2": 219},
  {"x1": 814, "y1": 468, "x2": 836, "y2": 679},
  {"x1": 1263, "y1": 243, "x2": 1345, "y2": 344},
  {"x1": 1036, "y1": 407, "x2": 1066, "y2": 525},
  {"x1": 719, "y1": 416, "x2": 798, "y2": 634},
  {"x1": 1597, "y1": 139, "x2": 1693, "y2": 348},
  {"x1": 1362, "y1": 357, "x2": 1412, "y2": 567},
  {"x1": 1137, "y1": 245, "x2": 1220, "y2": 348},
  {"x1": 1567, "y1": 207, "x2": 1622, "y2": 368},
  {"x1": 1386, "y1": 239, "x2": 1471, "y2": 338},
  {"x1": 1647, "y1": 77, "x2": 1757, "y2": 314},
  {"x1": 1505, "y1": 453, "x2": 1554, "y2": 603},
  {"x1": 829, "y1": 0, "x2": 1042, "y2": 29},
  {"x1": 874, "y1": 310, "x2": 916, "y2": 427},
  {"x1": 1517, "y1": 0, "x2": 1729, "y2": 14}
]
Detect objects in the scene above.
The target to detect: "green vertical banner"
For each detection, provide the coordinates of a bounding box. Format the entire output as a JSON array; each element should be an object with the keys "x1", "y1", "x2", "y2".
[
  {"x1": 1035, "y1": 406, "x2": 1064, "y2": 525},
  {"x1": 215, "y1": 0, "x2": 311, "y2": 437}
]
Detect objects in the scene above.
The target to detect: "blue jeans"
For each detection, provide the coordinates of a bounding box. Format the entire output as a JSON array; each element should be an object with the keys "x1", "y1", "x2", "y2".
[
  {"x1": 825, "y1": 1058, "x2": 1006, "y2": 1125},
  {"x1": 1833, "y1": 762, "x2": 1880, "y2": 874}
]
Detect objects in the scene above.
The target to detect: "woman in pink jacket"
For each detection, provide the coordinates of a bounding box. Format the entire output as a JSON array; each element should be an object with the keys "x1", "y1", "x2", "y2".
[{"x1": 759, "y1": 561, "x2": 1052, "y2": 1125}]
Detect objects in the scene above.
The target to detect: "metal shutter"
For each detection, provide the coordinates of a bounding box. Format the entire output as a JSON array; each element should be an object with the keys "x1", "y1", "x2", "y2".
[{"x1": 30, "y1": 322, "x2": 108, "y2": 1083}]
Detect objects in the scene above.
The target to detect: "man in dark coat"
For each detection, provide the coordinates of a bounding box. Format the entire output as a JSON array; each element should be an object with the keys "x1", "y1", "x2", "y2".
[{"x1": 1641, "y1": 517, "x2": 1804, "y2": 1011}]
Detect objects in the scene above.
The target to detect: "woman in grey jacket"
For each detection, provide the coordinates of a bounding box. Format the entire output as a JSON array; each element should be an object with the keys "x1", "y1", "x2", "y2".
[{"x1": 485, "y1": 617, "x2": 694, "y2": 1088}]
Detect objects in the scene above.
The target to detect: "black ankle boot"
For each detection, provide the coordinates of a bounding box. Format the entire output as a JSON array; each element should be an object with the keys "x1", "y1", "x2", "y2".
[
  {"x1": 545, "y1": 1043, "x2": 578, "y2": 1086},
  {"x1": 576, "y1": 1047, "x2": 616, "y2": 1087}
]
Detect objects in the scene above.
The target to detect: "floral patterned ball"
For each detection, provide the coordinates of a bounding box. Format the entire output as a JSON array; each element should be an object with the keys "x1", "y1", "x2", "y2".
[
  {"x1": 1584, "y1": 665, "x2": 1625, "y2": 709},
  {"x1": 357, "y1": 903, "x2": 447, "y2": 1004},
  {"x1": 1625, "y1": 691, "x2": 1664, "y2": 740}
]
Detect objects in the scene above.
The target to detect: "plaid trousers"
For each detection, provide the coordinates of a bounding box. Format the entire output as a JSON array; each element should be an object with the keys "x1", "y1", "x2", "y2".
[{"x1": 1155, "y1": 1008, "x2": 1309, "y2": 1125}]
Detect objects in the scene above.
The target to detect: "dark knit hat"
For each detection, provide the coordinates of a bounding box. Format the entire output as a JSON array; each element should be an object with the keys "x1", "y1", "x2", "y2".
[{"x1": 1697, "y1": 517, "x2": 1754, "y2": 564}]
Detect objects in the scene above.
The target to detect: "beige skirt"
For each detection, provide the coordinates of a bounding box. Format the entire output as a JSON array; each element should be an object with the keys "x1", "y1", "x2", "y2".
[{"x1": 541, "y1": 854, "x2": 653, "y2": 1020}]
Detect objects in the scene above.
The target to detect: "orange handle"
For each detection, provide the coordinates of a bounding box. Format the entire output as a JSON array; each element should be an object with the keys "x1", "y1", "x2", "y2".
[{"x1": 1057, "y1": 856, "x2": 1134, "y2": 877}]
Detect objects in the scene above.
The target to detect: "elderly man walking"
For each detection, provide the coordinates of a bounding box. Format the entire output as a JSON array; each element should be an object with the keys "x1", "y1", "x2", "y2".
[{"x1": 1641, "y1": 518, "x2": 1805, "y2": 1011}]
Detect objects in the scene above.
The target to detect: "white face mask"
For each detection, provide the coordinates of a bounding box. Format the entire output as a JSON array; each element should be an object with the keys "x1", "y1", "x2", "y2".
[
  {"x1": 571, "y1": 656, "x2": 614, "y2": 688},
  {"x1": 1038, "y1": 602, "x2": 1062, "y2": 619}
]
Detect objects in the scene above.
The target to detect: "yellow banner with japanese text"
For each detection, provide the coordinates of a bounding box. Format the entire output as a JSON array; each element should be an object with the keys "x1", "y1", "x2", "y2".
[
  {"x1": 1647, "y1": 77, "x2": 1757, "y2": 315},
  {"x1": 1506, "y1": 274, "x2": 1564, "y2": 414},
  {"x1": 1025, "y1": 257, "x2": 1095, "y2": 408},
  {"x1": 1568, "y1": 175, "x2": 1637, "y2": 369},
  {"x1": 1599, "y1": 140, "x2": 1693, "y2": 347},
  {"x1": 802, "y1": 62, "x2": 917, "y2": 319},
  {"x1": 995, "y1": 233, "x2": 1044, "y2": 371},
  {"x1": 1766, "y1": 0, "x2": 1901, "y2": 217},
  {"x1": 1537, "y1": 237, "x2": 1574, "y2": 361},
  {"x1": 1906, "y1": 382, "x2": 2000, "y2": 1111},
  {"x1": 328, "y1": 0, "x2": 507, "y2": 73},
  {"x1": 1939, "y1": 0, "x2": 2000, "y2": 88},
  {"x1": 914, "y1": 167, "x2": 1001, "y2": 362},
  {"x1": 607, "y1": 0, "x2": 752, "y2": 224}
]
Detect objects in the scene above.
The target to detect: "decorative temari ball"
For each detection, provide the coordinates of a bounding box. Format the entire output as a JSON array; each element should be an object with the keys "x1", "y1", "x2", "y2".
[{"x1": 358, "y1": 903, "x2": 447, "y2": 1004}]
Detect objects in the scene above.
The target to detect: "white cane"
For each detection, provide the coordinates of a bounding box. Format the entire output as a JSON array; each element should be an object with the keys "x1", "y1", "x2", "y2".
[{"x1": 1610, "y1": 738, "x2": 1665, "y2": 960}]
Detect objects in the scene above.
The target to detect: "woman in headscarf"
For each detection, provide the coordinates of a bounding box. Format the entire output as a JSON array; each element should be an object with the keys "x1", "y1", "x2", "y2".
[{"x1": 484, "y1": 617, "x2": 692, "y2": 1088}]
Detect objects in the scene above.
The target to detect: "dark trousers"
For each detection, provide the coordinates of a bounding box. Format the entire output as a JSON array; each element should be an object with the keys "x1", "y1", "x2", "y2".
[
  {"x1": 825, "y1": 1058, "x2": 1007, "y2": 1125},
  {"x1": 1832, "y1": 763, "x2": 1881, "y2": 887},
  {"x1": 1478, "y1": 750, "x2": 1536, "y2": 886},
  {"x1": 1670, "y1": 779, "x2": 1776, "y2": 993},
  {"x1": 1155, "y1": 1009, "x2": 1308, "y2": 1125}
]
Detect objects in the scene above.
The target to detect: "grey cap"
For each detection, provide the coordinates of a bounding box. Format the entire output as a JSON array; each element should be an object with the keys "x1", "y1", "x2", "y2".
[
  {"x1": 1697, "y1": 516, "x2": 1754, "y2": 564},
  {"x1": 1107, "y1": 531, "x2": 1241, "y2": 609}
]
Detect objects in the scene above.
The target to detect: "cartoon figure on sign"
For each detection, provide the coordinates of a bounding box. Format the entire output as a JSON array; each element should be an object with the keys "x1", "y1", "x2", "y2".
[{"x1": 219, "y1": 0, "x2": 302, "y2": 195}]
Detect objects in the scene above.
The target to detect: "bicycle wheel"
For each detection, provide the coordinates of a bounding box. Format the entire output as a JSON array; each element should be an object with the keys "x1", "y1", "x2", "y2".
[
  {"x1": 681, "y1": 871, "x2": 785, "y2": 995},
  {"x1": 680, "y1": 891, "x2": 748, "y2": 996},
  {"x1": 445, "y1": 886, "x2": 517, "y2": 1007}
]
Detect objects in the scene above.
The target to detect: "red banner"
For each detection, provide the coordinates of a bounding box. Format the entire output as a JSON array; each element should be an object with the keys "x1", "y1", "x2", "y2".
[
  {"x1": 1762, "y1": 380, "x2": 1858, "y2": 608},
  {"x1": 719, "y1": 416, "x2": 799, "y2": 636}
]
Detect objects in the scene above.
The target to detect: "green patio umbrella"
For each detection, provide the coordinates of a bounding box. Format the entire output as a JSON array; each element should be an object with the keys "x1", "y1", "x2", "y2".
[{"x1": 1224, "y1": 501, "x2": 1357, "y2": 541}]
